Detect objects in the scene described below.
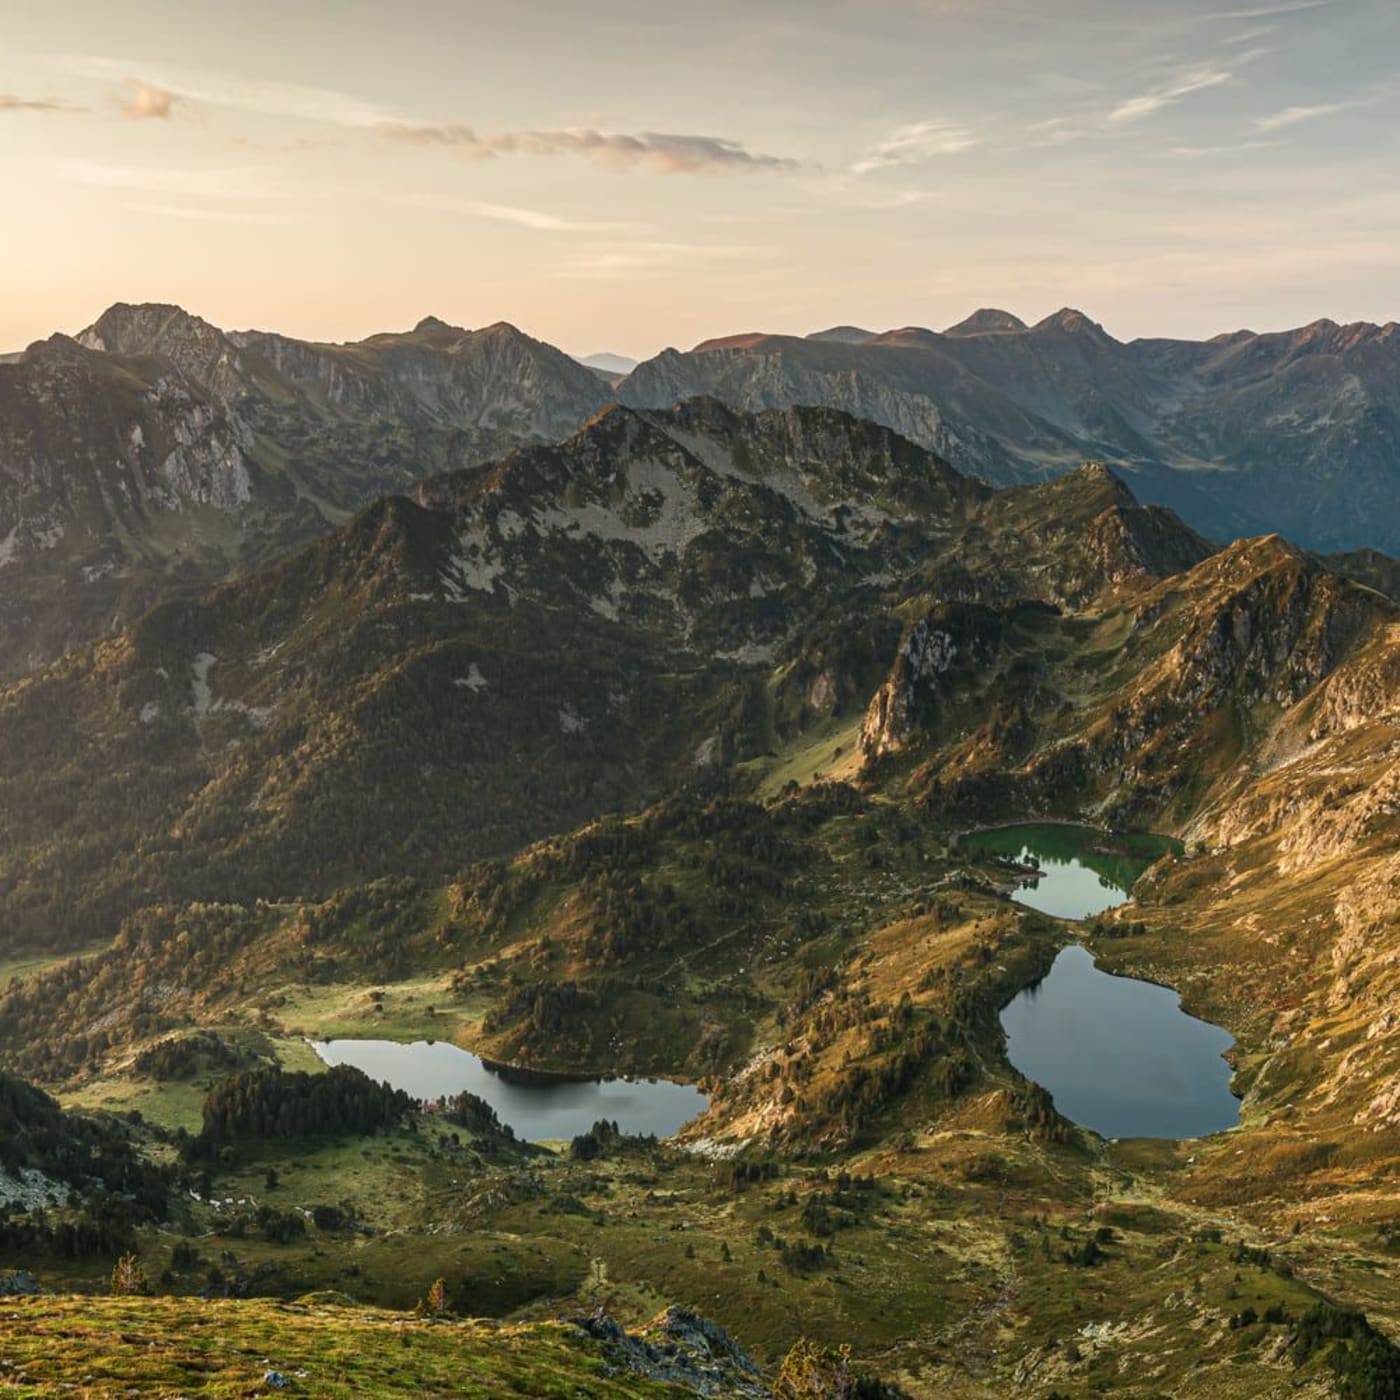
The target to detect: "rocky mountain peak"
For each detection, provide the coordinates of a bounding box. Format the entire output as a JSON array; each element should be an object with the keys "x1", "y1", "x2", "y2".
[
  {"x1": 1033, "y1": 307, "x2": 1108, "y2": 338},
  {"x1": 412, "y1": 315, "x2": 463, "y2": 335},
  {"x1": 805, "y1": 326, "x2": 877, "y2": 344},
  {"x1": 475, "y1": 320, "x2": 531, "y2": 342},
  {"x1": 75, "y1": 302, "x2": 242, "y2": 399},
  {"x1": 78, "y1": 302, "x2": 228, "y2": 359},
  {"x1": 944, "y1": 308, "x2": 1028, "y2": 336}
]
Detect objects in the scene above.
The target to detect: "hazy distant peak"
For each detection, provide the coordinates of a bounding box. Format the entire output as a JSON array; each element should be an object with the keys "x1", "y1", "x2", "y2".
[
  {"x1": 1034, "y1": 307, "x2": 1107, "y2": 337},
  {"x1": 576, "y1": 351, "x2": 640, "y2": 376},
  {"x1": 943, "y1": 308, "x2": 1027, "y2": 336},
  {"x1": 691, "y1": 331, "x2": 783, "y2": 353},
  {"x1": 805, "y1": 325, "x2": 877, "y2": 344},
  {"x1": 412, "y1": 315, "x2": 466, "y2": 336}
]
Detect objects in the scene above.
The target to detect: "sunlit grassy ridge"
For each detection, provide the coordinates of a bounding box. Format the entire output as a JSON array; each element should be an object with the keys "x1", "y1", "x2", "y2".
[{"x1": 0, "y1": 1296, "x2": 682, "y2": 1398}]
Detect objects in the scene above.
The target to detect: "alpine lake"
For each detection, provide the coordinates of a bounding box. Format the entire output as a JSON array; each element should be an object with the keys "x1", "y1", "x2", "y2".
[
  {"x1": 313, "y1": 824, "x2": 1237, "y2": 1145},
  {"x1": 311, "y1": 1038, "x2": 707, "y2": 1144},
  {"x1": 966, "y1": 822, "x2": 1240, "y2": 1140}
]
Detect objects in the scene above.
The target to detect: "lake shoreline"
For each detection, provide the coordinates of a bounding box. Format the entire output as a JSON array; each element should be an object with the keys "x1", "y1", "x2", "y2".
[
  {"x1": 1000, "y1": 943, "x2": 1241, "y2": 1141},
  {"x1": 308, "y1": 1036, "x2": 709, "y2": 1143}
]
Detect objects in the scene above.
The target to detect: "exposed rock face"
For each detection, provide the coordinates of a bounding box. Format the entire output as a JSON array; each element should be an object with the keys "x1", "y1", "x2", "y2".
[
  {"x1": 618, "y1": 313, "x2": 1400, "y2": 553},
  {"x1": 414, "y1": 397, "x2": 986, "y2": 652},
  {"x1": 620, "y1": 336, "x2": 1039, "y2": 483},
  {"x1": 861, "y1": 606, "x2": 1005, "y2": 757},
  {"x1": 0, "y1": 305, "x2": 613, "y2": 678},
  {"x1": 575, "y1": 1307, "x2": 767, "y2": 1398},
  {"x1": 858, "y1": 515, "x2": 1393, "y2": 835}
]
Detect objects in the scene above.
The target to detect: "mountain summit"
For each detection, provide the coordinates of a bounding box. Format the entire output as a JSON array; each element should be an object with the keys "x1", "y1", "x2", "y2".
[{"x1": 944, "y1": 308, "x2": 1028, "y2": 336}]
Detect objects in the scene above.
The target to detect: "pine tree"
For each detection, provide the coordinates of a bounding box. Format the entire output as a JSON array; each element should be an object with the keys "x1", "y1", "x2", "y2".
[{"x1": 110, "y1": 1253, "x2": 150, "y2": 1297}]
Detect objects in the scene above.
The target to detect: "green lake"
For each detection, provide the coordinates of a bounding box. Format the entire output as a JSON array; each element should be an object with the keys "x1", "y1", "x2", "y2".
[{"x1": 961, "y1": 822, "x2": 1178, "y2": 919}]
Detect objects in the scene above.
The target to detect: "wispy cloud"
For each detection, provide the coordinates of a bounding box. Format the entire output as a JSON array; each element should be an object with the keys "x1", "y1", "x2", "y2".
[
  {"x1": 55, "y1": 55, "x2": 797, "y2": 175},
  {"x1": 554, "y1": 241, "x2": 772, "y2": 279},
  {"x1": 1255, "y1": 101, "x2": 1346, "y2": 131},
  {"x1": 384, "y1": 124, "x2": 798, "y2": 174},
  {"x1": 126, "y1": 202, "x2": 306, "y2": 226},
  {"x1": 1198, "y1": 0, "x2": 1327, "y2": 19},
  {"x1": 850, "y1": 121, "x2": 976, "y2": 175},
  {"x1": 59, "y1": 158, "x2": 286, "y2": 202},
  {"x1": 850, "y1": 188, "x2": 940, "y2": 211},
  {"x1": 56, "y1": 55, "x2": 405, "y2": 128},
  {"x1": 123, "y1": 81, "x2": 178, "y2": 120},
  {"x1": 1108, "y1": 66, "x2": 1234, "y2": 123},
  {"x1": 1024, "y1": 115, "x2": 1093, "y2": 148},
  {"x1": 391, "y1": 192, "x2": 644, "y2": 233},
  {"x1": 1165, "y1": 138, "x2": 1278, "y2": 157},
  {"x1": 0, "y1": 93, "x2": 83, "y2": 113}
]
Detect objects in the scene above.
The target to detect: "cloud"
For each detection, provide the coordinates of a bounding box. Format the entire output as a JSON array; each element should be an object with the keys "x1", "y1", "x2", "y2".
[
  {"x1": 57, "y1": 56, "x2": 798, "y2": 175},
  {"x1": 384, "y1": 124, "x2": 798, "y2": 174},
  {"x1": 126, "y1": 202, "x2": 306, "y2": 226},
  {"x1": 1255, "y1": 101, "x2": 1346, "y2": 131},
  {"x1": 1108, "y1": 67, "x2": 1233, "y2": 123},
  {"x1": 851, "y1": 121, "x2": 976, "y2": 175},
  {"x1": 1165, "y1": 138, "x2": 1278, "y2": 157},
  {"x1": 1198, "y1": 1, "x2": 1327, "y2": 18},
  {"x1": 56, "y1": 55, "x2": 404, "y2": 128},
  {"x1": 851, "y1": 188, "x2": 940, "y2": 210},
  {"x1": 0, "y1": 93, "x2": 82, "y2": 113},
  {"x1": 59, "y1": 158, "x2": 286, "y2": 202},
  {"x1": 392, "y1": 192, "x2": 643, "y2": 233},
  {"x1": 1024, "y1": 116, "x2": 1093, "y2": 148},
  {"x1": 553, "y1": 241, "x2": 772, "y2": 279},
  {"x1": 123, "y1": 81, "x2": 178, "y2": 120}
]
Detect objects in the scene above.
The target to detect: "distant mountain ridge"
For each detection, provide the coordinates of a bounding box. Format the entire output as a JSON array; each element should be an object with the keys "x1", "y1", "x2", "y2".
[
  {"x1": 0, "y1": 303, "x2": 612, "y2": 676},
  {"x1": 619, "y1": 308, "x2": 1400, "y2": 555},
  {"x1": 5, "y1": 298, "x2": 1400, "y2": 682},
  {"x1": 0, "y1": 401, "x2": 1213, "y2": 954}
]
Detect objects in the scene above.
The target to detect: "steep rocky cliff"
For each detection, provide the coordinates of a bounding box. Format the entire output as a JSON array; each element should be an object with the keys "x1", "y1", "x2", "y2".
[
  {"x1": 619, "y1": 311, "x2": 1400, "y2": 554},
  {"x1": 0, "y1": 305, "x2": 611, "y2": 678}
]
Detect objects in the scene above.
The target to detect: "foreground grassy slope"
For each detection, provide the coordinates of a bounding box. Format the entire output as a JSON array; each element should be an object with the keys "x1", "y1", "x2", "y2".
[{"x1": 0, "y1": 1296, "x2": 686, "y2": 1398}]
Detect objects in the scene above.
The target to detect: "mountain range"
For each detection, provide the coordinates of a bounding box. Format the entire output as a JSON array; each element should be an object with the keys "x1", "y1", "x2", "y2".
[
  {"x1": 619, "y1": 310, "x2": 1400, "y2": 555},
  {"x1": 3, "y1": 301, "x2": 1399, "y2": 682},
  {"x1": 0, "y1": 304, "x2": 610, "y2": 678},
  {"x1": 1, "y1": 367, "x2": 1399, "y2": 1392}
]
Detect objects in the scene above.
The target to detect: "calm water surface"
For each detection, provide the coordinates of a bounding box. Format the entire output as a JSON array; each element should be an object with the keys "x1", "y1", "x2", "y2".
[
  {"x1": 1000, "y1": 945, "x2": 1239, "y2": 1139},
  {"x1": 311, "y1": 1038, "x2": 707, "y2": 1142},
  {"x1": 962, "y1": 823, "x2": 1177, "y2": 919}
]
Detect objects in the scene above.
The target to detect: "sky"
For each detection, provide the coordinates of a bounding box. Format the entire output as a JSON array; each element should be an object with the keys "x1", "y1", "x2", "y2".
[{"x1": 1, "y1": 0, "x2": 1396, "y2": 357}]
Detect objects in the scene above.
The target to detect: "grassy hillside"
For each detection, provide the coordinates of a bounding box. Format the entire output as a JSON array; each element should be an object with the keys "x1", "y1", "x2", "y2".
[{"x1": 0, "y1": 1296, "x2": 706, "y2": 1397}]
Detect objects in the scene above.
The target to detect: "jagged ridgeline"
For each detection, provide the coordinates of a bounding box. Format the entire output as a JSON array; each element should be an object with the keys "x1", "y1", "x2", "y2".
[
  {"x1": 6, "y1": 301, "x2": 1400, "y2": 687},
  {"x1": 0, "y1": 398, "x2": 985, "y2": 951},
  {"x1": 620, "y1": 311, "x2": 1400, "y2": 555},
  {"x1": 0, "y1": 305, "x2": 612, "y2": 678},
  {"x1": 0, "y1": 394, "x2": 1394, "y2": 960},
  {"x1": 1, "y1": 380, "x2": 1399, "y2": 1397}
]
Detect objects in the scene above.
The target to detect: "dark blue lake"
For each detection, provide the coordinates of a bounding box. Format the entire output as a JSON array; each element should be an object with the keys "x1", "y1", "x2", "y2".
[
  {"x1": 999, "y1": 945, "x2": 1240, "y2": 1139},
  {"x1": 310, "y1": 1038, "x2": 707, "y2": 1143}
]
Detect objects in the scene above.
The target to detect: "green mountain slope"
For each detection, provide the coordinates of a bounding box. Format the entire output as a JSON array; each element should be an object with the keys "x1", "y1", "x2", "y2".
[
  {"x1": 1, "y1": 401, "x2": 1399, "y2": 1396},
  {"x1": 0, "y1": 305, "x2": 611, "y2": 680}
]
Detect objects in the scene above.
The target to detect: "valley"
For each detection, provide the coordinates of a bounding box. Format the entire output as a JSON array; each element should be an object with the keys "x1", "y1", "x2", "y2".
[{"x1": 0, "y1": 386, "x2": 1396, "y2": 1397}]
